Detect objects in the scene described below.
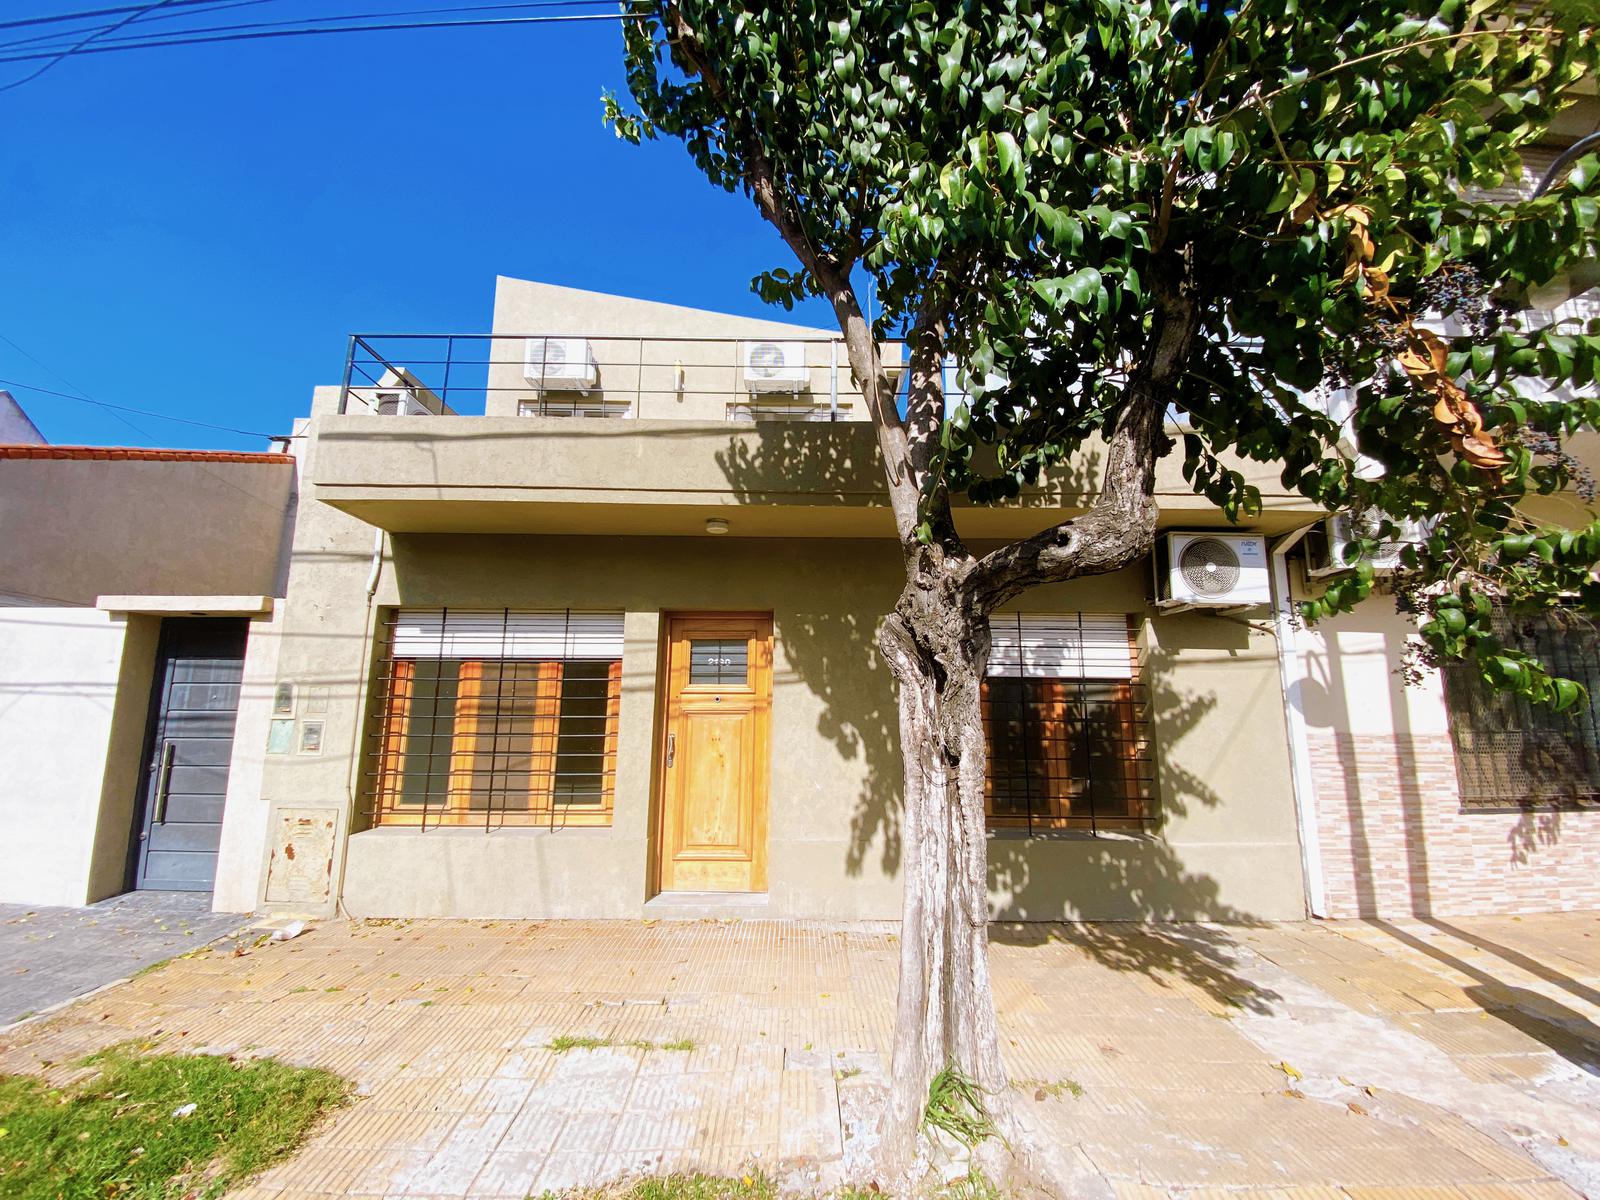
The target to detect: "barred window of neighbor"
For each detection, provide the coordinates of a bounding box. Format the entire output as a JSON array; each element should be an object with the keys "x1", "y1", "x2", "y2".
[
  {"x1": 368, "y1": 608, "x2": 622, "y2": 829},
  {"x1": 1443, "y1": 608, "x2": 1600, "y2": 810}
]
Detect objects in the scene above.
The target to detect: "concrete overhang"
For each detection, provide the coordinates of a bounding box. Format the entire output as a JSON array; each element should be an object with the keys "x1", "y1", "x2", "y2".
[
  {"x1": 309, "y1": 413, "x2": 1317, "y2": 539},
  {"x1": 96, "y1": 594, "x2": 275, "y2": 616}
]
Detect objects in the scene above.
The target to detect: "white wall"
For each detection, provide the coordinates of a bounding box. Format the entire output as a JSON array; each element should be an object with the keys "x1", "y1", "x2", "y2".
[
  {"x1": 211, "y1": 610, "x2": 286, "y2": 913},
  {"x1": 0, "y1": 608, "x2": 133, "y2": 905}
]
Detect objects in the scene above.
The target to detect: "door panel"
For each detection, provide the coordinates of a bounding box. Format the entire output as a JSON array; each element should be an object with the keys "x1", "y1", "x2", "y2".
[
  {"x1": 658, "y1": 614, "x2": 772, "y2": 893},
  {"x1": 132, "y1": 618, "x2": 248, "y2": 892}
]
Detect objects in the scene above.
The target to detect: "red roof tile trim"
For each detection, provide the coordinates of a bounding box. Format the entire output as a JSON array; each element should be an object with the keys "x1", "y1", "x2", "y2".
[{"x1": 0, "y1": 445, "x2": 294, "y2": 465}]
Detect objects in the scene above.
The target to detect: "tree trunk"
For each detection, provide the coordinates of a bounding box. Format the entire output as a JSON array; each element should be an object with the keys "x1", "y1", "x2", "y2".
[{"x1": 874, "y1": 553, "x2": 1010, "y2": 1184}]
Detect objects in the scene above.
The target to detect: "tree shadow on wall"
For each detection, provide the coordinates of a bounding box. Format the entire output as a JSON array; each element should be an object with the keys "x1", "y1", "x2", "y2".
[
  {"x1": 990, "y1": 633, "x2": 1281, "y2": 1013},
  {"x1": 715, "y1": 419, "x2": 1280, "y2": 1011},
  {"x1": 712, "y1": 418, "x2": 1109, "y2": 882}
]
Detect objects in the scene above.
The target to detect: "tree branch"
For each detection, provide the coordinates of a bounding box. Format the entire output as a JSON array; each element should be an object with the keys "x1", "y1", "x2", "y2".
[
  {"x1": 661, "y1": 2, "x2": 922, "y2": 540},
  {"x1": 966, "y1": 260, "x2": 1201, "y2": 614}
]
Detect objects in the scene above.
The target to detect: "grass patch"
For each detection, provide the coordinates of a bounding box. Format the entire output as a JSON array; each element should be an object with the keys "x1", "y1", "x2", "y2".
[
  {"x1": 547, "y1": 1036, "x2": 696, "y2": 1054},
  {"x1": 0, "y1": 1044, "x2": 348, "y2": 1200},
  {"x1": 939, "y1": 1167, "x2": 1003, "y2": 1200},
  {"x1": 544, "y1": 1172, "x2": 777, "y2": 1200},
  {"x1": 922, "y1": 1064, "x2": 998, "y2": 1149}
]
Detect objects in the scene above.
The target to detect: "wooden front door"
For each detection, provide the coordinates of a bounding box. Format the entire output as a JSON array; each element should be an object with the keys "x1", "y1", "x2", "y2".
[{"x1": 657, "y1": 613, "x2": 772, "y2": 893}]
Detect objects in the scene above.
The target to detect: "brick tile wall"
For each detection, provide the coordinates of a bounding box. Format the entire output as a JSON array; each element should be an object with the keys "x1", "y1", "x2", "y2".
[{"x1": 1308, "y1": 730, "x2": 1600, "y2": 917}]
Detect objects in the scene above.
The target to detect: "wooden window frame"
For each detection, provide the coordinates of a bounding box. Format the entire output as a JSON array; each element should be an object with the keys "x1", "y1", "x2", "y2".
[{"x1": 370, "y1": 642, "x2": 621, "y2": 830}]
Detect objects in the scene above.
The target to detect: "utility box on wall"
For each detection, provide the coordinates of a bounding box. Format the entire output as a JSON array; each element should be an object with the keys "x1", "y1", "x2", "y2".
[{"x1": 263, "y1": 807, "x2": 338, "y2": 908}]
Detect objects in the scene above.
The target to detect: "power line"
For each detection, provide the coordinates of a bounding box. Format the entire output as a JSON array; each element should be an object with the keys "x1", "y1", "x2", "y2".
[
  {"x1": 0, "y1": 9, "x2": 641, "y2": 68},
  {"x1": 0, "y1": 332, "x2": 153, "y2": 440},
  {"x1": 0, "y1": 0, "x2": 262, "y2": 32},
  {"x1": 0, "y1": 0, "x2": 280, "y2": 53},
  {"x1": 0, "y1": 331, "x2": 282, "y2": 440},
  {"x1": 0, "y1": 0, "x2": 181, "y2": 94},
  {"x1": 0, "y1": 376, "x2": 282, "y2": 439},
  {"x1": 0, "y1": 0, "x2": 633, "y2": 53}
]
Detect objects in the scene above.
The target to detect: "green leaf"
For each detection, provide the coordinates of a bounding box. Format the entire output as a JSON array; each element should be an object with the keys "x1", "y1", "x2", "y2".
[
  {"x1": 1031, "y1": 268, "x2": 1103, "y2": 311},
  {"x1": 994, "y1": 131, "x2": 1022, "y2": 183}
]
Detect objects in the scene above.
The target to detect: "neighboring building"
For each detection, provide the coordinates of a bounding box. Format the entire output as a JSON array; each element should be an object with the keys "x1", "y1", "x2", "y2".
[
  {"x1": 0, "y1": 390, "x2": 45, "y2": 446},
  {"x1": 0, "y1": 445, "x2": 296, "y2": 906},
  {"x1": 1283, "y1": 136, "x2": 1600, "y2": 919}
]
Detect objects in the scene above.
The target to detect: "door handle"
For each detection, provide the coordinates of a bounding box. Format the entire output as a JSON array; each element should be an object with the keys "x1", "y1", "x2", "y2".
[
  {"x1": 153, "y1": 740, "x2": 175, "y2": 825},
  {"x1": 666, "y1": 732, "x2": 676, "y2": 768}
]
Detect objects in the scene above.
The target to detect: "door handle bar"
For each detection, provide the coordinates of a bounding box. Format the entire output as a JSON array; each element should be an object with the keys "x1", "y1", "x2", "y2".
[
  {"x1": 153, "y1": 740, "x2": 175, "y2": 825},
  {"x1": 666, "y1": 732, "x2": 676, "y2": 768}
]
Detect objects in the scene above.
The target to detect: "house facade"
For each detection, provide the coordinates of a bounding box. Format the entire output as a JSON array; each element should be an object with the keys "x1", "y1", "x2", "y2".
[
  {"x1": 211, "y1": 277, "x2": 1311, "y2": 923},
  {"x1": 5, "y1": 262, "x2": 1597, "y2": 925}
]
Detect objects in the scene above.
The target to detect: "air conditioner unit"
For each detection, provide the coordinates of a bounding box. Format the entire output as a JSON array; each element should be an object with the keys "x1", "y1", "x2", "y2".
[
  {"x1": 1307, "y1": 511, "x2": 1428, "y2": 578},
  {"x1": 372, "y1": 390, "x2": 435, "y2": 417},
  {"x1": 742, "y1": 340, "x2": 808, "y2": 394},
  {"x1": 524, "y1": 337, "x2": 599, "y2": 392},
  {"x1": 1156, "y1": 532, "x2": 1271, "y2": 608}
]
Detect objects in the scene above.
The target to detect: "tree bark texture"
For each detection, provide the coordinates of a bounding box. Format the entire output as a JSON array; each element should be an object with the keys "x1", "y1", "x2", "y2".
[{"x1": 866, "y1": 274, "x2": 1201, "y2": 1190}]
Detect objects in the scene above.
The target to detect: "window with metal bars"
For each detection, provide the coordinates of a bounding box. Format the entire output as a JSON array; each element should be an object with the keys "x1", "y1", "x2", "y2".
[
  {"x1": 368, "y1": 609, "x2": 623, "y2": 828},
  {"x1": 1443, "y1": 608, "x2": 1600, "y2": 810},
  {"x1": 981, "y1": 613, "x2": 1156, "y2": 833}
]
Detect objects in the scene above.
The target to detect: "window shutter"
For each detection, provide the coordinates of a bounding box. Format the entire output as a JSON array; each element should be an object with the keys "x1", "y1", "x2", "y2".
[
  {"x1": 391, "y1": 609, "x2": 625, "y2": 659},
  {"x1": 987, "y1": 613, "x2": 1134, "y2": 680}
]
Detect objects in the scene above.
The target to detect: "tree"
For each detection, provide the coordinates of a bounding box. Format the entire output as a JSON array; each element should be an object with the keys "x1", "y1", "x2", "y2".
[{"x1": 607, "y1": 0, "x2": 1600, "y2": 1187}]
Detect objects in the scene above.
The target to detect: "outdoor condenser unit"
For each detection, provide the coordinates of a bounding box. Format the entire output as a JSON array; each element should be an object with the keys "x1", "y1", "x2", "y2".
[
  {"x1": 524, "y1": 337, "x2": 600, "y2": 392},
  {"x1": 1155, "y1": 532, "x2": 1272, "y2": 608},
  {"x1": 741, "y1": 340, "x2": 808, "y2": 394}
]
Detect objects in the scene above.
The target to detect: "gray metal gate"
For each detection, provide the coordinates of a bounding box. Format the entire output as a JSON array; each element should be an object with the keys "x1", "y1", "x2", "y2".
[{"x1": 132, "y1": 618, "x2": 247, "y2": 891}]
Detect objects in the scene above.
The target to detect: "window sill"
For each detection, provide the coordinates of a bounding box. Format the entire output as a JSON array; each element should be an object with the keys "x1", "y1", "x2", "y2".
[
  {"x1": 986, "y1": 827, "x2": 1160, "y2": 843},
  {"x1": 1459, "y1": 800, "x2": 1600, "y2": 814},
  {"x1": 355, "y1": 823, "x2": 615, "y2": 838}
]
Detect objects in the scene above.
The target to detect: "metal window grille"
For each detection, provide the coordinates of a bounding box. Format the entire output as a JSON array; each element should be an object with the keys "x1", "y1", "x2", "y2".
[
  {"x1": 981, "y1": 613, "x2": 1156, "y2": 834},
  {"x1": 724, "y1": 400, "x2": 832, "y2": 422},
  {"x1": 367, "y1": 608, "x2": 623, "y2": 829},
  {"x1": 517, "y1": 397, "x2": 632, "y2": 419},
  {"x1": 1443, "y1": 608, "x2": 1600, "y2": 810}
]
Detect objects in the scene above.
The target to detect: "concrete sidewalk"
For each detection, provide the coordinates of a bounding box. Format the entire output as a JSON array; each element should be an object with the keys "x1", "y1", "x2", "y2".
[
  {"x1": 0, "y1": 913, "x2": 1596, "y2": 1197},
  {"x1": 0, "y1": 891, "x2": 248, "y2": 1025}
]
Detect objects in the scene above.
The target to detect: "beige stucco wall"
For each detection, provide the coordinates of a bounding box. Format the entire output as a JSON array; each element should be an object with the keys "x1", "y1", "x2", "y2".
[
  {"x1": 990, "y1": 571, "x2": 1306, "y2": 921},
  {"x1": 0, "y1": 456, "x2": 295, "y2": 607},
  {"x1": 245, "y1": 407, "x2": 1309, "y2": 922},
  {"x1": 0, "y1": 607, "x2": 158, "y2": 905},
  {"x1": 483, "y1": 276, "x2": 880, "y2": 422}
]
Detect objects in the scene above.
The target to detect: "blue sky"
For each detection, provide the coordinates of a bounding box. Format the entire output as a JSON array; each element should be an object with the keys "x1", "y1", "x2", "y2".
[{"x1": 0, "y1": 6, "x2": 835, "y2": 449}]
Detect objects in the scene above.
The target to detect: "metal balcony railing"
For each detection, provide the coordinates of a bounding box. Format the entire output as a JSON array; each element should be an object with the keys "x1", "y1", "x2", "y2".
[{"x1": 337, "y1": 333, "x2": 910, "y2": 423}]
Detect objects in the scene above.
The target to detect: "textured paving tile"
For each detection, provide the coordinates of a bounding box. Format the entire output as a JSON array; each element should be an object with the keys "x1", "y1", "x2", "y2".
[
  {"x1": 0, "y1": 890, "x2": 249, "y2": 1025},
  {"x1": 1, "y1": 915, "x2": 1596, "y2": 1196}
]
